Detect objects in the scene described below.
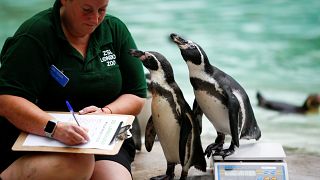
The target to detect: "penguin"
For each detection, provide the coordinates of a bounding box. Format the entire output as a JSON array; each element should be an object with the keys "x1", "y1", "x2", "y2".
[
  {"x1": 129, "y1": 49, "x2": 206, "y2": 180},
  {"x1": 170, "y1": 33, "x2": 261, "y2": 159},
  {"x1": 257, "y1": 92, "x2": 320, "y2": 114}
]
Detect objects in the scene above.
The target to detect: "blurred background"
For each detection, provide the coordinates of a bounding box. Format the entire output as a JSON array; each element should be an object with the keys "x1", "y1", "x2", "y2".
[{"x1": 1, "y1": 0, "x2": 319, "y2": 155}]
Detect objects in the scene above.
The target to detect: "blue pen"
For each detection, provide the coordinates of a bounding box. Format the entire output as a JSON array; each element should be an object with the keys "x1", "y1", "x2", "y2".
[{"x1": 65, "y1": 100, "x2": 80, "y2": 126}]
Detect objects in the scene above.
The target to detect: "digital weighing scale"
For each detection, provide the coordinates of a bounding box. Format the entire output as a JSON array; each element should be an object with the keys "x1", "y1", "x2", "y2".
[{"x1": 212, "y1": 142, "x2": 289, "y2": 180}]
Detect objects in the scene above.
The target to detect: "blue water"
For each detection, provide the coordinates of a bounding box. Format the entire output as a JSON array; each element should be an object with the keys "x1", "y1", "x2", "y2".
[{"x1": 1, "y1": 0, "x2": 320, "y2": 155}]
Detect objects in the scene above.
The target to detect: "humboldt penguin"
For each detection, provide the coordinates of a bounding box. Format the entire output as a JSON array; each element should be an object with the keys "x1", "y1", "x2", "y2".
[
  {"x1": 257, "y1": 92, "x2": 320, "y2": 114},
  {"x1": 170, "y1": 33, "x2": 261, "y2": 159},
  {"x1": 129, "y1": 49, "x2": 206, "y2": 180}
]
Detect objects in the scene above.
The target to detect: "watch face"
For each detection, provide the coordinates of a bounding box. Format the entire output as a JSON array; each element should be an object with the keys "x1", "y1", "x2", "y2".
[{"x1": 44, "y1": 120, "x2": 56, "y2": 133}]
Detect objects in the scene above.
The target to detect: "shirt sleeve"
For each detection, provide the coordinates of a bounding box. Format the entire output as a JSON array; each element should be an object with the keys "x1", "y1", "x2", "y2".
[
  {"x1": 111, "y1": 18, "x2": 147, "y2": 98},
  {"x1": 0, "y1": 35, "x2": 50, "y2": 102}
]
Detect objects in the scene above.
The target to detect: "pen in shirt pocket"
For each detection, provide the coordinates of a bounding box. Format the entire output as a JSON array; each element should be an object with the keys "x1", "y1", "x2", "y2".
[{"x1": 65, "y1": 100, "x2": 81, "y2": 126}]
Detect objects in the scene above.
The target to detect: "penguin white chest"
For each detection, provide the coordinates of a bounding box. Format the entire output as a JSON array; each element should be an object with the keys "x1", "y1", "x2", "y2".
[
  {"x1": 195, "y1": 90, "x2": 231, "y2": 134},
  {"x1": 152, "y1": 94, "x2": 180, "y2": 162}
]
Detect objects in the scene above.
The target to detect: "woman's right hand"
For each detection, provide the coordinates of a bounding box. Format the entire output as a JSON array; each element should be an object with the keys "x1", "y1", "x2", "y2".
[{"x1": 52, "y1": 122, "x2": 90, "y2": 145}]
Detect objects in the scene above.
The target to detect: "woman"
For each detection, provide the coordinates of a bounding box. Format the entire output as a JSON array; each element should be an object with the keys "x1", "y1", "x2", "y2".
[{"x1": 0, "y1": 0, "x2": 146, "y2": 179}]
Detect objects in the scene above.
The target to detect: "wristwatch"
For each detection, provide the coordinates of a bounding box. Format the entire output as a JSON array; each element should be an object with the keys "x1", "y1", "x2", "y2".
[{"x1": 44, "y1": 119, "x2": 58, "y2": 138}]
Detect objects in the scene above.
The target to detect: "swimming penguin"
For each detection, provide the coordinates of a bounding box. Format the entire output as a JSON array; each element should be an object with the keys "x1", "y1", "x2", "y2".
[
  {"x1": 257, "y1": 92, "x2": 320, "y2": 114},
  {"x1": 129, "y1": 49, "x2": 206, "y2": 180},
  {"x1": 170, "y1": 33, "x2": 261, "y2": 159}
]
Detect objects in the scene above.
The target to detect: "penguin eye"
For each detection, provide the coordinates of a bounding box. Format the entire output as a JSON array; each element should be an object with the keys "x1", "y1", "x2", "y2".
[
  {"x1": 144, "y1": 54, "x2": 151, "y2": 60},
  {"x1": 147, "y1": 56, "x2": 155, "y2": 61}
]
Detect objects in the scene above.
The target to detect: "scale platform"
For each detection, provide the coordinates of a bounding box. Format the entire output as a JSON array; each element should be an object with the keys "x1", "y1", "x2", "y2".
[{"x1": 212, "y1": 142, "x2": 289, "y2": 180}]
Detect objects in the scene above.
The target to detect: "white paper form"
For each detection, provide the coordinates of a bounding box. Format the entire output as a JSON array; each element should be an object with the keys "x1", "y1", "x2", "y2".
[{"x1": 23, "y1": 113, "x2": 125, "y2": 150}]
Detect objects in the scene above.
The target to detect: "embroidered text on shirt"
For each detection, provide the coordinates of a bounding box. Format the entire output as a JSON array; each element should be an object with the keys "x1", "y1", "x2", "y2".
[{"x1": 100, "y1": 49, "x2": 116, "y2": 66}]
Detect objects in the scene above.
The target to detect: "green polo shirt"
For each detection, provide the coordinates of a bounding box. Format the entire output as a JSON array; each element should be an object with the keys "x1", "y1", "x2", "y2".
[{"x1": 0, "y1": 1, "x2": 147, "y2": 111}]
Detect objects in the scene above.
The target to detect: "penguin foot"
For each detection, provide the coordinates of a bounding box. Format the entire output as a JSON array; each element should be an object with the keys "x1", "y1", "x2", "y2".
[
  {"x1": 204, "y1": 142, "x2": 223, "y2": 158},
  {"x1": 150, "y1": 174, "x2": 174, "y2": 180},
  {"x1": 212, "y1": 148, "x2": 235, "y2": 159},
  {"x1": 179, "y1": 170, "x2": 188, "y2": 180}
]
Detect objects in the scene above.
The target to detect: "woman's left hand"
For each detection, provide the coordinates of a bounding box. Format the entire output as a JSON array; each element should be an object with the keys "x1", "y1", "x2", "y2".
[{"x1": 79, "y1": 105, "x2": 104, "y2": 115}]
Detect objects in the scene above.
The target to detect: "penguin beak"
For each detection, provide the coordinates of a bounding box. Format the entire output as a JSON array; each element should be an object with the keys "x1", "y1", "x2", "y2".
[
  {"x1": 170, "y1": 33, "x2": 188, "y2": 45},
  {"x1": 128, "y1": 49, "x2": 145, "y2": 58}
]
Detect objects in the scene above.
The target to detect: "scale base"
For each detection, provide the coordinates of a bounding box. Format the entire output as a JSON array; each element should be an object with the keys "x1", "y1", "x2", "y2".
[
  {"x1": 212, "y1": 142, "x2": 289, "y2": 180},
  {"x1": 214, "y1": 161, "x2": 288, "y2": 180}
]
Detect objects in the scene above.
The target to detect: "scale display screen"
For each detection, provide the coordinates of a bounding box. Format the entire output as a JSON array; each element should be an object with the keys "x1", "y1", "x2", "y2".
[{"x1": 215, "y1": 162, "x2": 288, "y2": 180}]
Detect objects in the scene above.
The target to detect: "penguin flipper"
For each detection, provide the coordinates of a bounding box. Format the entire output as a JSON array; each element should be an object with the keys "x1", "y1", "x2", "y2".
[
  {"x1": 192, "y1": 99, "x2": 203, "y2": 134},
  {"x1": 179, "y1": 112, "x2": 192, "y2": 166},
  {"x1": 145, "y1": 116, "x2": 157, "y2": 152},
  {"x1": 226, "y1": 90, "x2": 240, "y2": 147},
  {"x1": 131, "y1": 117, "x2": 142, "y2": 151}
]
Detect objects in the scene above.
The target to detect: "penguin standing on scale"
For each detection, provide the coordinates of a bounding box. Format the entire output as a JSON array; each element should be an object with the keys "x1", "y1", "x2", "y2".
[
  {"x1": 129, "y1": 49, "x2": 206, "y2": 180},
  {"x1": 170, "y1": 33, "x2": 261, "y2": 159}
]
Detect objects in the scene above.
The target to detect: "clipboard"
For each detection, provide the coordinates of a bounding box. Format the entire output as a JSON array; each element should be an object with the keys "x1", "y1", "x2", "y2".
[{"x1": 12, "y1": 114, "x2": 134, "y2": 155}]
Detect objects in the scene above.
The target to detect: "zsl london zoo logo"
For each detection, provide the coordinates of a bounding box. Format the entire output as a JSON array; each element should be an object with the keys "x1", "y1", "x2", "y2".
[{"x1": 100, "y1": 49, "x2": 116, "y2": 66}]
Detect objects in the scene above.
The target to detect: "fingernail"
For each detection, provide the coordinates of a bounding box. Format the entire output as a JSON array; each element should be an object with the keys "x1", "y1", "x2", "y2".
[
  {"x1": 82, "y1": 140, "x2": 88, "y2": 143},
  {"x1": 79, "y1": 110, "x2": 84, "y2": 114}
]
